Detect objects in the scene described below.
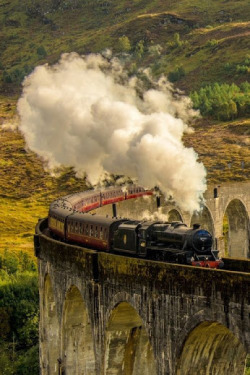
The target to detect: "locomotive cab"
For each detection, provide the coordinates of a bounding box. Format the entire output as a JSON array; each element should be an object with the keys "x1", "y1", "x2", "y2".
[{"x1": 113, "y1": 221, "x2": 141, "y2": 255}]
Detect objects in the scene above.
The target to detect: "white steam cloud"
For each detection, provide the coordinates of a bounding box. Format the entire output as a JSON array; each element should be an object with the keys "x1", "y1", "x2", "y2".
[{"x1": 18, "y1": 52, "x2": 206, "y2": 212}]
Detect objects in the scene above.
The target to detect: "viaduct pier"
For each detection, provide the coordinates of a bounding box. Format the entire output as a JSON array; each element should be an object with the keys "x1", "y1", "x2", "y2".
[{"x1": 35, "y1": 181, "x2": 250, "y2": 375}]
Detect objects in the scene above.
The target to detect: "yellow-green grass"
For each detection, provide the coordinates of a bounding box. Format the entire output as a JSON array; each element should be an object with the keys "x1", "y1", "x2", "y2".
[
  {"x1": 1, "y1": 0, "x2": 249, "y2": 95},
  {"x1": 183, "y1": 118, "x2": 250, "y2": 183},
  {"x1": 0, "y1": 195, "x2": 48, "y2": 255},
  {"x1": 0, "y1": 98, "x2": 89, "y2": 255},
  {"x1": 0, "y1": 95, "x2": 249, "y2": 255}
]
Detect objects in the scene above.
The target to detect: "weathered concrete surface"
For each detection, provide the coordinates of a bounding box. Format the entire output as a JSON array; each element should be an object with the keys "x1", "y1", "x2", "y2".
[
  {"x1": 97, "y1": 181, "x2": 250, "y2": 258},
  {"x1": 35, "y1": 219, "x2": 250, "y2": 375}
]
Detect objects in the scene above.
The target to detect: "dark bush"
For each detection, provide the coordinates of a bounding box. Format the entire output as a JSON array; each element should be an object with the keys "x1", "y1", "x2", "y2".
[{"x1": 168, "y1": 66, "x2": 186, "y2": 82}]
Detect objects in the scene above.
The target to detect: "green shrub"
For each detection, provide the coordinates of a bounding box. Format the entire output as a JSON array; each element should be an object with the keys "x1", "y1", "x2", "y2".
[
  {"x1": 117, "y1": 36, "x2": 131, "y2": 52},
  {"x1": 245, "y1": 355, "x2": 250, "y2": 374},
  {"x1": 0, "y1": 251, "x2": 19, "y2": 274},
  {"x1": 244, "y1": 54, "x2": 250, "y2": 66},
  {"x1": 2, "y1": 68, "x2": 26, "y2": 84},
  {"x1": 148, "y1": 44, "x2": 162, "y2": 56},
  {"x1": 205, "y1": 39, "x2": 219, "y2": 48},
  {"x1": 167, "y1": 33, "x2": 188, "y2": 49},
  {"x1": 135, "y1": 40, "x2": 145, "y2": 59},
  {"x1": 236, "y1": 65, "x2": 249, "y2": 74},
  {"x1": 37, "y1": 45, "x2": 47, "y2": 58},
  {"x1": 168, "y1": 66, "x2": 185, "y2": 82},
  {"x1": 224, "y1": 62, "x2": 233, "y2": 72},
  {"x1": 0, "y1": 252, "x2": 39, "y2": 374},
  {"x1": 191, "y1": 82, "x2": 250, "y2": 121},
  {"x1": 16, "y1": 345, "x2": 39, "y2": 375}
]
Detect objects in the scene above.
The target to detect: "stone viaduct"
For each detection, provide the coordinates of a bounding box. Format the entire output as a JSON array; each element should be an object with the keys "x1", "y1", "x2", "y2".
[{"x1": 35, "y1": 181, "x2": 250, "y2": 375}]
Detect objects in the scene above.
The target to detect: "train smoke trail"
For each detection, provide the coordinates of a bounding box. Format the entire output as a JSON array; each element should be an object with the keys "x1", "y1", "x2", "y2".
[{"x1": 18, "y1": 52, "x2": 206, "y2": 212}]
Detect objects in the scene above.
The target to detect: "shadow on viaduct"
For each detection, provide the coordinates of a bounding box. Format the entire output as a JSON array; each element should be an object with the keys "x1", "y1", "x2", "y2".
[{"x1": 35, "y1": 181, "x2": 250, "y2": 375}]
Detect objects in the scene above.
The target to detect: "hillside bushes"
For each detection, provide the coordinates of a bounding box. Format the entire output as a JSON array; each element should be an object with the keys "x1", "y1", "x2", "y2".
[
  {"x1": 0, "y1": 251, "x2": 39, "y2": 375},
  {"x1": 191, "y1": 82, "x2": 250, "y2": 121}
]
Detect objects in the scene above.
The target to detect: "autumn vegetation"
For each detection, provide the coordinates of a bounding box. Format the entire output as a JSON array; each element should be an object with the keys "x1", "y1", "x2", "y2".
[{"x1": 0, "y1": 0, "x2": 249, "y2": 373}]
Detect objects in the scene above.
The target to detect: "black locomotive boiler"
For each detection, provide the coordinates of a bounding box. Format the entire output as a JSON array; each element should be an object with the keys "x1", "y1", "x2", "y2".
[{"x1": 113, "y1": 220, "x2": 223, "y2": 268}]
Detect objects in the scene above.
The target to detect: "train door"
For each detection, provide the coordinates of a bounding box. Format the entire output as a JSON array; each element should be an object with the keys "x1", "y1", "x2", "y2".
[{"x1": 138, "y1": 228, "x2": 147, "y2": 257}]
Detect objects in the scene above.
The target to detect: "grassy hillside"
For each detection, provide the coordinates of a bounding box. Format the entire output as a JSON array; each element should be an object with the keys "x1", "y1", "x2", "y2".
[
  {"x1": 0, "y1": 99, "x2": 90, "y2": 254},
  {"x1": 0, "y1": 0, "x2": 249, "y2": 94},
  {"x1": 0, "y1": 0, "x2": 249, "y2": 253},
  {"x1": 0, "y1": 3, "x2": 249, "y2": 374},
  {"x1": 0, "y1": 98, "x2": 249, "y2": 255}
]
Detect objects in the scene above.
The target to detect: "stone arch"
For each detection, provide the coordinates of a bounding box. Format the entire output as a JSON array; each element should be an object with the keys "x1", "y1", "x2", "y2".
[
  {"x1": 103, "y1": 301, "x2": 157, "y2": 375},
  {"x1": 42, "y1": 274, "x2": 60, "y2": 375},
  {"x1": 223, "y1": 199, "x2": 249, "y2": 258},
  {"x1": 176, "y1": 321, "x2": 247, "y2": 375},
  {"x1": 167, "y1": 209, "x2": 183, "y2": 222},
  {"x1": 61, "y1": 285, "x2": 95, "y2": 375}
]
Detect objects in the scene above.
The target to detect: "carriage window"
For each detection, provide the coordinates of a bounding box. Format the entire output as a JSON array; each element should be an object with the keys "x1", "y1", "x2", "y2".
[
  {"x1": 95, "y1": 226, "x2": 98, "y2": 237},
  {"x1": 90, "y1": 225, "x2": 93, "y2": 236},
  {"x1": 100, "y1": 227, "x2": 103, "y2": 239},
  {"x1": 86, "y1": 224, "x2": 89, "y2": 235},
  {"x1": 104, "y1": 228, "x2": 107, "y2": 240}
]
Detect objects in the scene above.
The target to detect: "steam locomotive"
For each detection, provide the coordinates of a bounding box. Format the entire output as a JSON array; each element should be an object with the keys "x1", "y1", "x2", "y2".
[{"x1": 48, "y1": 186, "x2": 223, "y2": 269}]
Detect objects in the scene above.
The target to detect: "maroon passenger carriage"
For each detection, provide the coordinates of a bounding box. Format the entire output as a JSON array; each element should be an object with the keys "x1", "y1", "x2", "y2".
[
  {"x1": 48, "y1": 185, "x2": 152, "y2": 239},
  {"x1": 66, "y1": 213, "x2": 125, "y2": 251}
]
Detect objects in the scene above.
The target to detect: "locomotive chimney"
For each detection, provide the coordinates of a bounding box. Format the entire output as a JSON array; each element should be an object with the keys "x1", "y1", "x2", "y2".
[
  {"x1": 193, "y1": 223, "x2": 200, "y2": 230},
  {"x1": 156, "y1": 196, "x2": 161, "y2": 209},
  {"x1": 112, "y1": 203, "x2": 117, "y2": 218}
]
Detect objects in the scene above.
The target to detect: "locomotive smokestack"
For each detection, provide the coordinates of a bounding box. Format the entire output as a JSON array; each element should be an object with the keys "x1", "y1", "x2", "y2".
[
  {"x1": 112, "y1": 203, "x2": 117, "y2": 218},
  {"x1": 156, "y1": 196, "x2": 161, "y2": 209},
  {"x1": 193, "y1": 223, "x2": 201, "y2": 230}
]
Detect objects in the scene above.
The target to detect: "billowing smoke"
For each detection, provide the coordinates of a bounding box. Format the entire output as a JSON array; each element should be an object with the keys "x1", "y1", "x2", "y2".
[
  {"x1": 18, "y1": 52, "x2": 206, "y2": 212},
  {"x1": 141, "y1": 208, "x2": 170, "y2": 222}
]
